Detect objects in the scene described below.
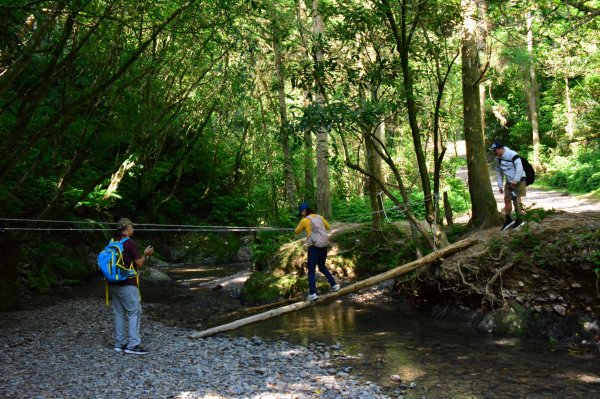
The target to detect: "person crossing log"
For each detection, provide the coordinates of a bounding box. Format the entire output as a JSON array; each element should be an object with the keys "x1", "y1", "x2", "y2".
[{"x1": 190, "y1": 236, "x2": 479, "y2": 339}]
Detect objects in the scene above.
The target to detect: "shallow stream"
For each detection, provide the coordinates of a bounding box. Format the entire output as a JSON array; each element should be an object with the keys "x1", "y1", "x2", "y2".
[{"x1": 73, "y1": 262, "x2": 600, "y2": 398}]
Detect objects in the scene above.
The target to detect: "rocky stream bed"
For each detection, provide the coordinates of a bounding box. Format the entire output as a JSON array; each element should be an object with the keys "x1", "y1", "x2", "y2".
[{"x1": 0, "y1": 298, "x2": 392, "y2": 399}]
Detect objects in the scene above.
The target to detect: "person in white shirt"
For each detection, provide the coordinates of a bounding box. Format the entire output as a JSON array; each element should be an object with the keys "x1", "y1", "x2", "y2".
[{"x1": 490, "y1": 142, "x2": 526, "y2": 230}]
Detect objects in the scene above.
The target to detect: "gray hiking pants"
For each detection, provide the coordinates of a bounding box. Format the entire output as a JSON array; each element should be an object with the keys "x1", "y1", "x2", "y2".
[{"x1": 109, "y1": 284, "x2": 141, "y2": 349}]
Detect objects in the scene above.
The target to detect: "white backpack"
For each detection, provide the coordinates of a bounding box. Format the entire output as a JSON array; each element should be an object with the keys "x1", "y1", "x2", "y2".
[{"x1": 306, "y1": 214, "x2": 329, "y2": 248}]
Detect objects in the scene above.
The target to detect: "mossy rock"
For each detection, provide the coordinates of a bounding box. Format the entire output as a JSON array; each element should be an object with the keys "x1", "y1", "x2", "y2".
[
  {"x1": 240, "y1": 270, "x2": 334, "y2": 304},
  {"x1": 477, "y1": 304, "x2": 533, "y2": 335}
]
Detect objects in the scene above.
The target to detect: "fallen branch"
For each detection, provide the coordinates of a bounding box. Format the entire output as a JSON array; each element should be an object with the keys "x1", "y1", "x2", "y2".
[{"x1": 190, "y1": 237, "x2": 479, "y2": 339}]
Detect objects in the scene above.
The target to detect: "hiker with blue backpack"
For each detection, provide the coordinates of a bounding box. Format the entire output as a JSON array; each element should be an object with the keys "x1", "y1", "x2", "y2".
[
  {"x1": 100, "y1": 218, "x2": 153, "y2": 355},
  {"x1": 490, "y1": 142, "x2": 535, "y2": 231},
  {"x1": 295, "y1": 203, "x2": 340, "y2": 301}
]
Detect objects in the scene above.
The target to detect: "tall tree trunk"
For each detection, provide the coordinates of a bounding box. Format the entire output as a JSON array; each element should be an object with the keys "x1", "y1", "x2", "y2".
[
  {"x1": 380, "y1": 0, "x2": 433, "y2": 222},
  {"x1": 364, "y1": 120, "x2": 384, "y2": 231},
  {"x1": 303, "y1": 102, "x2": 316, "y2": 206},
  {"x1": 565, "y1": 76, "x2": 575, "y2": 142},
  {"x1": 477, "y1": 0, "x2": 490, "y2": 137},
  {"x1": 461, "y1": 0, "x2": 501, "y2": 227},
  {"x1": 297, "y1": 0, "x2": 316, "y2": 206},
  {"x1": 273, "y1": 26, "x2": 296, "y2": 210},
  {"x1": 0, "y1": 239, "x2": 20, "y2": 311},
  {"x1": 526, "y1": 10, "x2": 541, "y2": 171},
  {"x1": 232, "y1": 121, "x2": 249, "y2": 184},
  {"x1": 258, "y1": 93, "x2": 280, "y2": 221},
  {"x1": 358, "y1": 38, "x2": 385, "y2": 232},
  {"x1": 311, "y1": 0, "x2": 331, "y2": 218}
]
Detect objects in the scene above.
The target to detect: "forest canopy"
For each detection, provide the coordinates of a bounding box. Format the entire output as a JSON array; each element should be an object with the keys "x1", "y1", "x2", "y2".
[{"x1": 0, "y1": 0, "x2": 598, "y2": 229}]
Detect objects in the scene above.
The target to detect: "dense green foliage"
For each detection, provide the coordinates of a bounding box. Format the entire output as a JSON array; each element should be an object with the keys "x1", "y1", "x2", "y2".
[
  {"x1": 0, "y1": 1, "x2": 598, "y2": 300},
  {"x1": 538, "y1": 145, "x2": 600, "y2": 194},
  {"x1": 1, "y1": 0, "x2": 597, "y2": 226}
]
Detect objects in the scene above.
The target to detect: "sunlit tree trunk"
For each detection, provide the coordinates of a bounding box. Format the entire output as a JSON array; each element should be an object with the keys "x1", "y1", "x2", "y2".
[
  {"x1": 477, "y1": 0, "x2": 489, "y2": 137},
  {"x1": 296, "y1": 0, "x2": 316, "y2": 207},
  {"x1": 311, "y1": 0, "x2": 331, "y2": 218},
  {"x1": 273, "y1": 25, "x2": 296, "y2": 210},
  {"x1": 461, "y1": 0, "x2": 501, "y2": 227},
  {"x1": 527, "y1": 10, "x2": 541, "y2": 171},
  {"x1": 104, "y1": 155, "x2": 137, "y2": 199},
  {"x1": 258, "y1": 94, "x2": 280, "y2": 221},
  {"x1": 358, "y1": 35, "x2": 384, "y2": 232},
  {"x1": 364, "y1": 120, "x2": 385, "y2": 231},
  {"x1": 565, "y1": 76, "x2": 574, "y2": 142}
]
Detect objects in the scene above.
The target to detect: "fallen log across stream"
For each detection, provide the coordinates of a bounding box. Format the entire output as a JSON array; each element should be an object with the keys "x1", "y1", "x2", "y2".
[{"x1": 190, "y1": 236, "x2": 479, "y2": 339}]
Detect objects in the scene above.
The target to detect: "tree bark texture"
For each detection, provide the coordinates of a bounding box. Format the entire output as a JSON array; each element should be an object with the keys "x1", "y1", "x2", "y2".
[
  {"x1": 443, "y1": 191, "x2": 454, "y2": 226},
  {"x1": 527, "y1": 10, "x2": 541, "y2": 171},
  {"x1": 477, "y1": 0, "x2": 490, "y2": 137},
  {"x1": 297, "y1": 1, "x2": 316, "y2": 206},
  {"x1": 565, "y1": 76, "x2": 574, "y2": 141},
  {"x1": 461, "y1": 0, "x2": 501, "y2": 227},
  {"x1": 312, "y1": 0, "x2": 331, "y2": 218},
  {"x1": 273, "y1": 27, "x2": 297, "y2": 210},
  {"x1": 365, "y1": 121, "x2": 385, "y2": 231}
]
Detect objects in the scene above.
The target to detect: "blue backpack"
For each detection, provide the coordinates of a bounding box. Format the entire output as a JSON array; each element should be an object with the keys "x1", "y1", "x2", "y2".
[{"x1": 97, "y1": 237, "x2": 137, "y2": 282}]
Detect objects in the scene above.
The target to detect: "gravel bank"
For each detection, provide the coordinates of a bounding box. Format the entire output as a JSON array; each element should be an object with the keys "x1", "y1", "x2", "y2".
[{"x1": 0, "y1": 298, "x2": 390, "y2": 399}]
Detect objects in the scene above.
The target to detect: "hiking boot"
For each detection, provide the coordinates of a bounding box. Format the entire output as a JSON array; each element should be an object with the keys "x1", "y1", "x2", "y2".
[
  {"x1": 113, "y1": 345, "x2": 126, "y2": 353},
  {"x1": 501, "y1": 218, "x2": 515, "y2": 231},
  {"x1": 330, "y1": 284, "x2": 340, "y2": 292},
  {"x1": 512, "y1": 220, "x2": 526, "y2": 230},
  {"x1": 124, "y1": 345, "x2": 148, "y2": 355},
  {"x1": 306, "y1": 293, "x2": 318, "y2": 301}
]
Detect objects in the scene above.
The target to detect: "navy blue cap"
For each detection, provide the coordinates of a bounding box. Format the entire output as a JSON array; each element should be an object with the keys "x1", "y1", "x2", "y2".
[
  {"x1": 298, "y1": 202, "x2": 309, "y2": 216},
  {"x1": 489, "y1": 142, "x2": 504, "y2": 151}
]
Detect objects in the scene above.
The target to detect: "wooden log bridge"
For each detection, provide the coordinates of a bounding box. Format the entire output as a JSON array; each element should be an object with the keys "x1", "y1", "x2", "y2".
[{"x1": 190, "y1": 236, "x2": 479, "y2": 339}]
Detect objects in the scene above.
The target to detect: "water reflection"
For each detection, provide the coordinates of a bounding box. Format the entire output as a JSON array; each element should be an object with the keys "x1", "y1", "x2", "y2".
[{"x1": 232, "y1": 300, "x2": 600, "y2": 398}]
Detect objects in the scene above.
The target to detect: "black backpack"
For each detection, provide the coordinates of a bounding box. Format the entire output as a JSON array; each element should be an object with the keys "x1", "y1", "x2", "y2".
[{"x1": 499, "y1": 154, "x2": 535, "y2": 186}]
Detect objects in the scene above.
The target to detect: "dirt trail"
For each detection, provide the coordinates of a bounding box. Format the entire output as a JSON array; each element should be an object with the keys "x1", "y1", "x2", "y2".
[
  {"x1": 492, "y1": 179, "x2": 600, "y2": 213},
  {"x1": 455, "y1": 171, "x2": 599, "y2": 219},
  {"x1": 447, "y1": 139, "x2": 600, "y2": 214}
]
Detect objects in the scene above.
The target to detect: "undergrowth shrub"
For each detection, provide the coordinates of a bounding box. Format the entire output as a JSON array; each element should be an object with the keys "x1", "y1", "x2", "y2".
[
  {"x1": 24, "y1": 240, "x2": 96, "y2": 293},
  {"x1": 540, "y1": 145, "x2": 600, "y2": 193}
]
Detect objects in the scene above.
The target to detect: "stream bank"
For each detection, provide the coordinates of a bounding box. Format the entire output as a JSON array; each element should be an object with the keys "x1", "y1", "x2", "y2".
[{"x1": 244, "y1": 211, "x2": 600, "y2": 352}]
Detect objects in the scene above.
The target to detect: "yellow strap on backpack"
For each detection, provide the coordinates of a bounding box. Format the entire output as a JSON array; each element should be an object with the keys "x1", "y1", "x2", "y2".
[
  {"x1": 104, "y1": 260, "x2": 140, "y2": 307},
  {"x1": 105, "y1": 281, "x2": 109, "y2": 307}
]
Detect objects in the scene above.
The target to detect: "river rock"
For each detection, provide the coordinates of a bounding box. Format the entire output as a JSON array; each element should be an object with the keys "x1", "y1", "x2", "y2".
[
  {"x1": 553, "y1": 304, "x2": 567, "y2": 316},
  {"x1": 236, "y1": 246, "x2": 252, "y2": 262},
  {"x1": 477, "y1": 313, "x2": 496, "y2": 333},
  {"x1": 147, "y1": 258, "x2": 171, "y2": 270},
  {"x1": 141, "y1": 267, "x2": 172, "y2": 285}
]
